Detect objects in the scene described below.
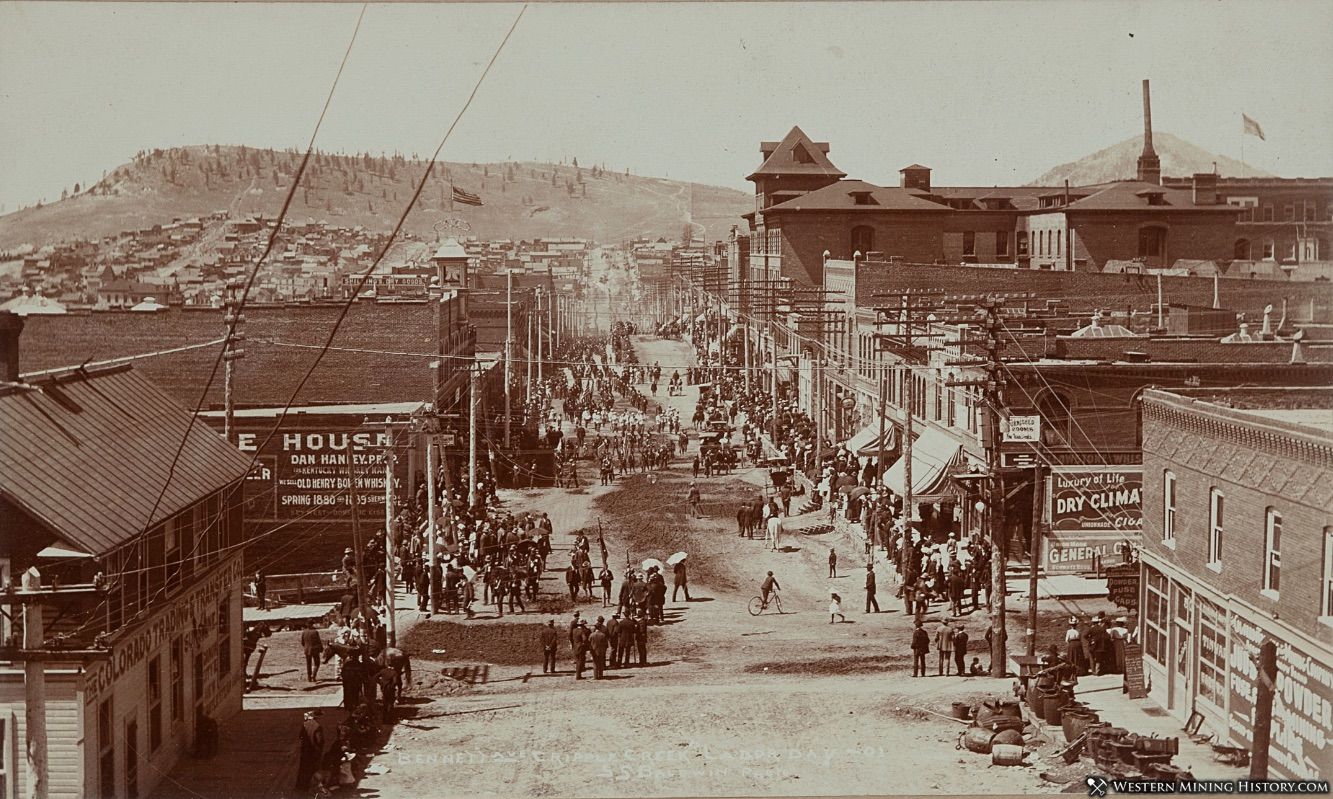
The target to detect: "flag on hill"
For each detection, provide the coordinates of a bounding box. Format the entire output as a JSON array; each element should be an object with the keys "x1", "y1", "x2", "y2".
[
  {"x1": 452, "y1": 186, "x2": 483, "y2": 206},
  {"x1": 1242, "y1": 113, "x2": 1266, "y2": 141}
]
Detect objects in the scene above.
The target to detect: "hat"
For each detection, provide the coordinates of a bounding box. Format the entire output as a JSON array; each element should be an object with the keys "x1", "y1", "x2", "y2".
[
  {"x1": 1069, "y1": 617, "x2": 1078, "y2": 625},
  {"x1": 344, "y1": 548, "x2": 353, "y2": 554},
  {"x1": 573, "y1": 610, "x2": 581, "y2": 616}
]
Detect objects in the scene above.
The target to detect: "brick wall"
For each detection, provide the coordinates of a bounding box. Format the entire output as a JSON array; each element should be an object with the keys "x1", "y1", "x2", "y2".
[
  {"x1": 1140, "y1": 392, "x2": 1333, "y2": 646},
  {"x1": 775, "y1": 211, "x2": 945, "y2": 286},
  {"x1": 19, "y1": 303, "x2": 450, "y2": 408},
  {"x1": 1071, "y1": 212, "x2": 1239, "y2": 271},
  {"x1": 852, "y1": 261, "x2": 1333, "y2": 321}
]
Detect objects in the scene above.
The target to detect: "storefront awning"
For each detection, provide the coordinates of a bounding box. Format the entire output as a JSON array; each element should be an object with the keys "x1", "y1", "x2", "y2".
[
  {"x1": 882, "y1": 427, "x2": 964, "y2": 498},
  {"x1": 842, "y1": 423, "x2": 898, "y2": 457}
]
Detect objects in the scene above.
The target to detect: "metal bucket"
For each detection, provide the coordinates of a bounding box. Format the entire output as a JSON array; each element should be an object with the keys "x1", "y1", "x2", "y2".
[{"x1": 991, "y1": 744, "x2": 1026, "y2": 766}]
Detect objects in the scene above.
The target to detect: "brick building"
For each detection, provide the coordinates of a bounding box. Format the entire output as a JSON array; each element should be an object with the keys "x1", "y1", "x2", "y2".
[{"x1": 1137, "y1": 388, "x2": 1332, "y2": 780}]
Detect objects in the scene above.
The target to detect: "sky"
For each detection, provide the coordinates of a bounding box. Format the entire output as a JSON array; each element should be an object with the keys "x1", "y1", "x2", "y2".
[{"x1": 2, "y1": 1, "x2": 1331, "y2": 211}]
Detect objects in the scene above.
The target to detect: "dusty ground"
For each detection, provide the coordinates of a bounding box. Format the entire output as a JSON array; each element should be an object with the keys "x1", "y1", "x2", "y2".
[{"x1": 337, "y1": 334, "x2": 1069, "y2": 798}]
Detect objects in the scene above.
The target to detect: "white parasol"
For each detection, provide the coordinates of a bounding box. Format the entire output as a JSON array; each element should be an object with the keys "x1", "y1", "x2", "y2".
[
  {"x1": 641, "y1": 558, "x2": 666, "y2": 574},
  {"x1": 462, "y1": 566, "x2": 477, "y2": 581},
  {"x1": 666, "y1": 552, "x2": 688, "y2": 566}
]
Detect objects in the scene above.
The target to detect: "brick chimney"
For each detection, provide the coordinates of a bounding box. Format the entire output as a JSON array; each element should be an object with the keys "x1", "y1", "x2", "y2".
[
  {"x1": 0, "y1": 311, "x2": 24, "y2": 383},
  {"x1": 1192, "y1": 172, "x2": 1218, "y2": 205},
  {"x1": 1136, "y1": 80, "x2": 1162, "y2": 186}
]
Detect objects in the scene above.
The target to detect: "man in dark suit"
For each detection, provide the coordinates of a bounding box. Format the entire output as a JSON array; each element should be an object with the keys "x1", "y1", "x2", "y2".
[
  {"x1": 300, "y1": 622, "x2": 324, "y2": 682},
  {"x1": 540, "y1": 620, "x2": 559, "y2": 674},
  {"x1": 952, "y1": 625, "x2": 969, "y2": 678},
  {"x1": 911, "y1": 621, "x2": 930, "y2": 677},
  {"x1": 589, "y1": 618, "x2": 609, "y2": 679},
  {"x1": 606, "y1": 614, "x2": 621, "y2": 669},
  {"x1": 633, "y1": 610, "x2": 649, "y2": 666},
  {"x1": 864, "y1": 565, "x2": 880, "y2": 613},
  {"x1": 572, "y1": 620, "x2": 590, "y2": 680}
]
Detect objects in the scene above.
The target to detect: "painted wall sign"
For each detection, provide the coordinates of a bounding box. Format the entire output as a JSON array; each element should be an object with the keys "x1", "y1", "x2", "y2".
[{"x1": 1048, "y1": 466, "x2": 1143, "y2": 534}]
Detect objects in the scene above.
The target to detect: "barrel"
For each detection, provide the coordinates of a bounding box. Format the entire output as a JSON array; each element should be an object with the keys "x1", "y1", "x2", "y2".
[
  {"x1": 991, "y1": 744, "x2": 1025, "y2": 766},
  {"x1": 1043, "y1": 698, "x2": 1065, "y2": 726},
  {"x1": 1062, "y1": 710, "x2": 1099, "y2": 743}
]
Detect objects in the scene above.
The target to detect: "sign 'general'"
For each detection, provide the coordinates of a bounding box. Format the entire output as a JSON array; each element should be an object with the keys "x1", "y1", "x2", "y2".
[{"x1": 1048, "y1": 466, "x2": 1143, "y2": 534}]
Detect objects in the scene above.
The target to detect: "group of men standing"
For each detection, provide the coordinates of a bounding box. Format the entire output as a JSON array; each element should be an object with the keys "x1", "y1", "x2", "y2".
[{"x1": 541, "y1": 609, "x2": 652, "y2": 680}]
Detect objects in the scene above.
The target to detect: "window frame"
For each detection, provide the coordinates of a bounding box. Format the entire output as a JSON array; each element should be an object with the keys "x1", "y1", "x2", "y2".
[
  {"x1": 1144, "y1": 568, "x2": 1170, "y2": 665},
  {"x1": 1262, "y1": 508, "x2": 1281, "y2": 597},
  {"x1": 1162, "y1": 469, "x2": 1176, "y2": 547},
  {"x1": 1322, "y1": 527, "x2": 1333, "y2": 625},
  {"x1": 1207, "y1": 488, "x2": 1224, "y2": 571}
]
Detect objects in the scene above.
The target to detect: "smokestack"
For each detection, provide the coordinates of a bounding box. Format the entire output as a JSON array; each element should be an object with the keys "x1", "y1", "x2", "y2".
[
  {"x1": 1137, "y1": 79, "x2": 1162, "y2": 186},
  {"x1": 0, "y1": 311, "x2": 24, "y2": 383}
]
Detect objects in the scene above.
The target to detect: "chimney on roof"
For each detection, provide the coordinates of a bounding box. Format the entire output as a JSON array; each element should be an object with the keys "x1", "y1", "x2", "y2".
[
  {"x1": 900, "y1": 165, "x2": 931, "y2": 192},
  {"x1": 0, "y1": 311, "x2": 24, "y2": 383},
  {"x1": 1192, "y1": 172, "x2": 1218, "y2": 205},
  {"x1": 1137, "y1": 80, "x2": 1162, "y2": 186}
]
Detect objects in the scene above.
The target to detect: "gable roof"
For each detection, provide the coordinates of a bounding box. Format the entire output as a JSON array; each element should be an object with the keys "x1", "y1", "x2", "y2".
[
  {"x1": 0, "y1": 364, "x2": 252, "y2": 554},
  {"x1": 762, "y1": 180, "x2": 947, "y2": 213},
  {"x1": 1065, "y1": 180, "x2": 1240, "y2": 212},
  {"x1": 747, "y1": 126, "x2": 847, "y2": 181}
]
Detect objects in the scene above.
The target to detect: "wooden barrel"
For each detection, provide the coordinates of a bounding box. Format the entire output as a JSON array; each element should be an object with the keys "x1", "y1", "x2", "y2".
[{"x1": 991, "y1": 744, "x2": 1025, "y2": 766}]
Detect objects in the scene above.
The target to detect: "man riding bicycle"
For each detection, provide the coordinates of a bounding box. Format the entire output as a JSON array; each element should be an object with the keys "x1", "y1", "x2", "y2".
[{"x1": 760, "y1": 571, "x2": 781, "y2": 609}]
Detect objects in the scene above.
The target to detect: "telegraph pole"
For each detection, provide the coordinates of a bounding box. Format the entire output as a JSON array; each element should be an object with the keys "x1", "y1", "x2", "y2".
[
  {"x1": 23, "y1": 569, "x2": 48, "y2": 799},
  {"x1": 536, "y1": 288, "x2": 544, "y2": 386},
  {"x1": 504, "y1": 270, "x2": 513, "y2": 449},
  {"x1": 424, "y1": 432, "x2": 438, "y2": 617},
  {"x1": 382, "y1": 419, "x2": 398, "y2": 647},
  {"x1": 344, "y1": 454, "x2": 369, "y2": 620},
  {"x1": 1027, "y1": 463, "x2": 1046, "y2": 657},
  {"x1": 222, "y1": 280, "x2": 246, "y2": 444},
  {"x1": 468, "y1": 363, "x2": 480, "y2": 508}
]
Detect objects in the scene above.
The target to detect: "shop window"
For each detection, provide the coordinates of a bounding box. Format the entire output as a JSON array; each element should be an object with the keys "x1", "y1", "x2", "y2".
[
  {"x1": 1263, "y1": 508, "x2": 1281, "y2": 595},
  {"x1": 1197, "y1": 598, "x2": 1227, "y2": 706},
  {"x1": 148, "y1": 657, "x2": 162, "y2": 752},
  {"x1": 98, "y1": 699, "x2": 114, "y2": 799},
  {"x1": 171, "y1": 637, "x2": 184, "y2": 722},
  {"x1": 218, "y1": 599, "x2": 231, "y2": 676},
  {"x1": 1162, "y1": 470, "x2": 1176, "y2": 545},
  {"x1": 851, "y1": 226, "x2": 874, "y2": 257},
  {"x1": 1144, "y1": 568, "x2": 1170, "y2": 665},
  {"x1": 1208, "y1": 488, "x2": 1224, "y2": 569}
]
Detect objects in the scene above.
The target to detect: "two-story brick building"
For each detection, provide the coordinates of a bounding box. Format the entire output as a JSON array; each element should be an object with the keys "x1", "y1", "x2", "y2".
[{"x1": 1137, "y1": 387, "x2": 1332, "y2": 780}]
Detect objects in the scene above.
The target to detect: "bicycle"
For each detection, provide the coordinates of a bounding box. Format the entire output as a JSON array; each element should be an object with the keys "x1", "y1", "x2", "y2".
[{"x1": 748, "y1": 591, "x2": 783, "y2": 616}]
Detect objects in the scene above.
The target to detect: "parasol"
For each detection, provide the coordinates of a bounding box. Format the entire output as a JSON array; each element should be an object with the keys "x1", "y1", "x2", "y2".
[
  {"x1": 847, "y1": 486, "x2": 871, "y2": 500},
  {"x1": 642, "y1": 558, "x2": 666, "y2": 574},
  {"x1": 837, "y1": 484, "x2": 858, "y2": 495},
  {"x1": 666, "y1": 552, "x2": 688, "y2": 566},
  {"x1": 462, "y1": 566, "x2": 477, "y2": 581}
]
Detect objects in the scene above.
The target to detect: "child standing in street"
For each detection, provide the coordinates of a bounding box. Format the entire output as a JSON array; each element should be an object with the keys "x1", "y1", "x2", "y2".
[{"x1": 829, "y1": 592, "x2": 846, "y2": 624}]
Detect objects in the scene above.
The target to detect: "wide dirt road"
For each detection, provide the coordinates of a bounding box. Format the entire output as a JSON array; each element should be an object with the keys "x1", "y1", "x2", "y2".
[{"x1": 364, "y1": 335, "x2": 1059, "y2": 797}]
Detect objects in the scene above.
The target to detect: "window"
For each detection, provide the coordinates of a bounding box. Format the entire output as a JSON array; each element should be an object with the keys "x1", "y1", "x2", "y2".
[
  {"x1": 1208, "y1": 488, "x2": 1224, "y2": 569},
  {"x1": 1283, "y1": 204, "x2": 1295, "y2": 221},
  {"x1": 1233, "y1": 239, "x2": 1251, "y2": 260},
  {"x1": 164, "y1": 519, "x2": 181, "y2": 594},
  {"x1": 1300, "y1": 237, "x2": 1322, "y2": 262},
  {"x1": 850, "y1": 225, "x2": 874, "y2": 257},
  {"x1": 962, "y1": 230, "x2": 976, "y2": 257},
  {"x1": 98, "y1": 699, "x2": 114, "y2": 799},
  {"x1": 125, "y1": 717, "x2": 138, "y2": 799},
  {"x1": 1261, "y1": 204, "x2": 1274, "y2": 222},
  {"x1": 1144, "y1": 567, "x2": 1169, "y2": 664},
  {"x1": 148, "y1": 657, "x2": 162, "y2": 752},
  {"x1": 996, "y1": 231, "x2": 1009, "y2": 258},
  {"x1": 1262, "y1": 241, "x2": 1276, "y2": 261},
  {"x1": 1263, "y1": 509, "x2": 1281, "y2": 595},
  {"x1": 1323, "y1": 527, "x2": 1333, "y2": 621},
  {"x1": 1162, "y1": 470, "x2": 1176, "y2": 545},
  {"x1": 1037, "y1": 391, "x2": 1072, "y2": 447},
  {"x1": 218, "y1": 598, "x2": 231, "y2": 676},
  {"x1": 1138, "y1": 226, "x2": 1166, "y2": 259},
  {"x1": 1016, "y1": 231, "x2": 1029, "y2": 257},
  {"x1": 793, "y1": 143, "x2": 816, "y2": 164},
  {"x1": 171, "y1": 637, "x2": 183, "y2": 721},
  {"x1": 1055, "y1": 229, "x2": 1062, "y2": 255},
  {"x1": 1304, "y1": 201, "x2": 1317, "y2": 222},
  {"x1": 1197, "y1": 598, "x2": 1227, "y2": 705}
]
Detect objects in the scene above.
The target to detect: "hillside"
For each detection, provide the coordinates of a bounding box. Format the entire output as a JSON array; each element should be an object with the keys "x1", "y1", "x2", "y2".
[
  {"x1": 1028, "y1": 132, "x2": 1273, "y2": 186},
  {"x1": 0, "y1": 146, "x2": 750, "y2": 250}
]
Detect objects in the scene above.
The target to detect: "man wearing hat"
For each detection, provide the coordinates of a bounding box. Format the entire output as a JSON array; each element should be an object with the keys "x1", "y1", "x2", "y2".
[
  {"x1": 633, "y1": 609, "x2": 649, "y2": 667},
  {"x1": 935, "y1": 619, "x2": 954, "y2": 676},
  {"x1": 606, "y1": 613, "x2": 622, "y2": 669},
  {"x1": 540, "y1": 620, "x2": 559, "y2": 674},
  {"x1": 296, "y1": 710, "x2": 326, "y2": 792},
  {"x1": 589, "y1": 617, "x2": 609, "y2": 679},
  {"x1": 864, "y1": 565, "x2": 880, "y2": 614},
  {"x1": 572, "y1": 620, "x2": 590, "y2": 680}
]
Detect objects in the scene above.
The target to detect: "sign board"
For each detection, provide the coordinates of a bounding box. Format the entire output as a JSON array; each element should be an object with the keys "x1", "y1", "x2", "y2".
[
  {"x1": 1003, "y1": 415, "x2": 1041, "y2": 443},
  {"x1": 1042, "y1": 530, "x2": 1134, "y2": 575},
  {"x1": 1001, "y1": 451, "x2": 1039, "y2": 469},
  {"x1": 1105, "y1": 564, "x2": 1140, "y2": 611},
  {"x1": 1122, "y1": 642, "x2": 1148, "y2": 699},
  {"x1": 1048, "y1": 466, "x2": 1143, "y2": 534}
]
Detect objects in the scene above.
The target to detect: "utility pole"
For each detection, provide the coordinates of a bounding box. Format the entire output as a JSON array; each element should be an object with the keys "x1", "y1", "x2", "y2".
[
  {"x1": 1027, "y1": 463, "x2": 1046, "y2": 657},
  {"x1": 23, "y1": 568, "x2": 48, "y2": 799},
  {"x1": 525, "y1": 300, "x2": 533, "y2": 407},
  {"x1": 344, "y1": 453, "x2": 369, "y2": 620},
  {"x1": 504, "y1": 270, "x2": 513, "y2": 449},
  {"x1": 875, "y1": 368, "x2": 889, "y2": 487},
  {"x1": 382, "y1": 419, "x2": 398, "y2": 647},
  {"x1": 222, "y1": 280, "x2": 246, "y2": 444},
  {"x1": 536, "y1": 288, "x2": 544, "y2": 386},
  {"x1": 979, "y1": 299, "x2": 1009, "y2": 676},
  {"x1": 468, "y1": 363, "x2": 480, "y2": 509},
  {"x1": 424, "y1": 432, "x2": 438, "y2": 617}
]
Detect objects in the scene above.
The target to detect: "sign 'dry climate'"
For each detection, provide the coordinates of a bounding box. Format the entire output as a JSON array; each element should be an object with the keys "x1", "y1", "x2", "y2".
[{"x1": 1048, "y1": 466, "x2": 1143, "y2": 534}]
